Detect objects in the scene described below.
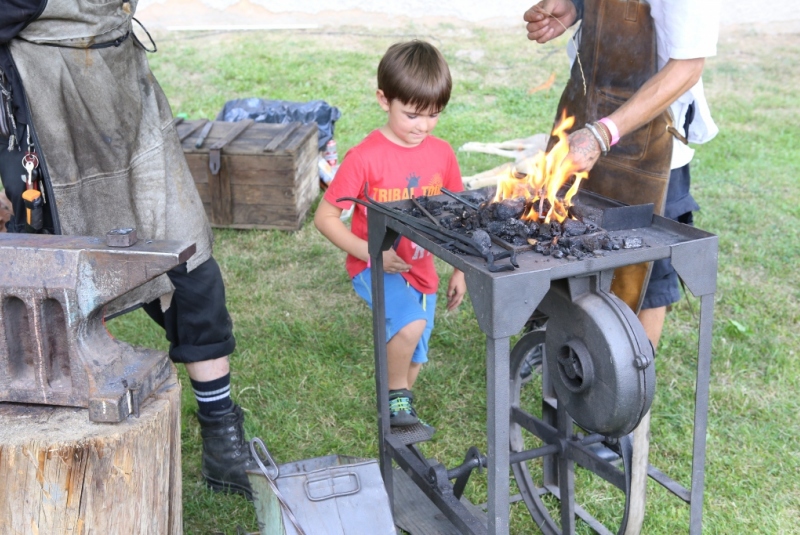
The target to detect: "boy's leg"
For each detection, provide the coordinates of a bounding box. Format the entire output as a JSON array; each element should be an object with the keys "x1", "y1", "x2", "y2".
[
  {"x1": 352, "y1": 269, "x2": 429, "y2": 387},
  {"x1": 387, "y1": 319, "x2": 426, "y2": 391},
  {"x1": 353, "y1": 269, "x2": 430, "y2": 426},
  {"x1": 408, "y1": 362, "x2": 423, "y2": 390},
  {"x1": 406, "y1": 293, "x2": 436, "y2": 389}
]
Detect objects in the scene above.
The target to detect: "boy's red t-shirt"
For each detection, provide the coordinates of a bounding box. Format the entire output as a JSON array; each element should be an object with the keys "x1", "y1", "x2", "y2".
[{"x1": 323, "y1": 129, "x2": 463, "y2": 294}]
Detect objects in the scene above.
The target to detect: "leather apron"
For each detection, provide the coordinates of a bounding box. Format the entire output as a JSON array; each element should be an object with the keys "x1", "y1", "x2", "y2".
[
  {"x1": 7, "y1": 0, "x2": 214, "y2": 314},
  {"x1": 551, "y1": 0, "x2": 673, "y2": 312}
]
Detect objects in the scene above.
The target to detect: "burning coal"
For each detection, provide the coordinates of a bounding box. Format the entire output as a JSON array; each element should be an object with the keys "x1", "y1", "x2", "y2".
[{"x1": 412, "y1": 193, "x2": 630, "y2": 261}]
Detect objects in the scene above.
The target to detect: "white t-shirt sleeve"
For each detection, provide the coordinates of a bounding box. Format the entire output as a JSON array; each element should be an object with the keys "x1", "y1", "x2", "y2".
[{"x1": 653, "y1": 0, "x2": 721, "y2": 60}]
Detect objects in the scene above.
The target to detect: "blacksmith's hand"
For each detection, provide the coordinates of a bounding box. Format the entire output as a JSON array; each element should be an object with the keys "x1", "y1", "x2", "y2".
[
  {"x1": 383, "y1": 249, "x2": 411, "y2": 274},
  {"x1": 524, "y1": 0, "x2": 578, "y2": 43},
  {"x1": 566, "y1": 128, "x2": 602, "y2": 173}
]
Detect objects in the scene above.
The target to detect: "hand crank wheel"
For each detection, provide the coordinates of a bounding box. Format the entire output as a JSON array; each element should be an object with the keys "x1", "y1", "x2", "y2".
[{"x1": 510, "y1": 327, "x2": 636, "y2": 535}]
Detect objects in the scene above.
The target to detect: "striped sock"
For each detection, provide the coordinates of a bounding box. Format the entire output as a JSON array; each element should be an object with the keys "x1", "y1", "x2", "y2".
[{"x1": 191, "y1": 373, "x2": 233, "y2": 416}]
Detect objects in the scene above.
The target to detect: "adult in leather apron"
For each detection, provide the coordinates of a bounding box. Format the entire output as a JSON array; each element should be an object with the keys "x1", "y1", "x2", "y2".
[
  {"x1": 525, "y1": 0, "x2": 719, "y2": 532},
  {"x1": 550, "y1": 0, "x2": 674, "y2": 313},
  {"x1": 0, "y1": 0, "x2": 258, "y2": 499},
  {"x1": 526, "y1": 0, "x2": 715, "y2": 332}
]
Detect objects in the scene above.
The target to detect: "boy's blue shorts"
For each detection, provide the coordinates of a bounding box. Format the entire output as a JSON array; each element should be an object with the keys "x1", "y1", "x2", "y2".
[{"x1": 352, "y1": 268, "x2": 436, "y2": 364}]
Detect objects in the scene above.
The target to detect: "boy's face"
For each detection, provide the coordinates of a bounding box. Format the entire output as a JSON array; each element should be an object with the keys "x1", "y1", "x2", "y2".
[{"x1": 377, "y1": 90, "x2": 441, "y2": 148}]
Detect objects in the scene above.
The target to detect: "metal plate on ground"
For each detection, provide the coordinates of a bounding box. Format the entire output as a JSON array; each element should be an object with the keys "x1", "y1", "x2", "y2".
[{"x1": 393, "y1": 468, "x2": 487, "y2": 535}]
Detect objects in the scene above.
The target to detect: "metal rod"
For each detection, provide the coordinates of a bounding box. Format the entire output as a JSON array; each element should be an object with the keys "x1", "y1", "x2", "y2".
[
  {"x1": 410, "y1": 197, "x2": 443, "y2": 227},
  {"x1": 339, "y1": 196, "x2": 484, "y2": 254},
  {"x1": 508, "y1": 432, "x2": 606, "y2": 465},
  {"x1": 441, "y1": 187, "x2": 481, "y2": 210},
  {"x1": 509, "y1": 443, "x2": 562, "y2": 464},
  {"x1": 647, "y1": 464, "x2": 691, "y2": 503}
]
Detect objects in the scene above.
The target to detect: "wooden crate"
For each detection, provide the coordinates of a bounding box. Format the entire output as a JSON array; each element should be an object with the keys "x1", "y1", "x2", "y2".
[{"x1": 177, "y1": 119, "x2": 319, "y2": 231}]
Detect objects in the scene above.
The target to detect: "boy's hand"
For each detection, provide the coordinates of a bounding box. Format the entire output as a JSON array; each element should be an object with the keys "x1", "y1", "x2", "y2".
[
  {"x1": 383, "y1": 249, "x2": 412, "y2": 274},
  {"x1": 524, "y1": 0, "x2": 578, "y2": 43},
  {"x1": 446, "y1": 269, "x2": 466, "y2": 311}
]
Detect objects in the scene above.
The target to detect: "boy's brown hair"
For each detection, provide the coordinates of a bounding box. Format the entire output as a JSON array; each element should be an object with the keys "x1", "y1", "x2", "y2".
[{"x1": 378, "y1": 40, "x2": 452, "y2": 113}]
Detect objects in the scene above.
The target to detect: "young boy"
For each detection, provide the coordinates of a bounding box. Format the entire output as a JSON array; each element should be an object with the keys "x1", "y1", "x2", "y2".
[{"x1": 314, "y1": 40, "x2": 466, "y2": 427}]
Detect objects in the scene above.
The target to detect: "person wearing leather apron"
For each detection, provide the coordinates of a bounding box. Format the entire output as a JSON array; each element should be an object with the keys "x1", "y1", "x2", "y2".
[
  {"x1": 0, "y1": 0, "x2": 259, "y2": 500},
  {"x1": 523, "y1": 0, "x2": 720, "y2": 531}
]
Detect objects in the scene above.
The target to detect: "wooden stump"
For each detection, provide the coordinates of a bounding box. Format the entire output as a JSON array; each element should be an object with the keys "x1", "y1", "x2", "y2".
[{"x1": 0, "y1": 365, "x2": 182, "y2": 534}]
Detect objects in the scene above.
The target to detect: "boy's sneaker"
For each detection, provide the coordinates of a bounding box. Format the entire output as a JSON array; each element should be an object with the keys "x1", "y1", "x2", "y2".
[{"x1": 389, "y1": 389, "x2": 420, "y2": 427}]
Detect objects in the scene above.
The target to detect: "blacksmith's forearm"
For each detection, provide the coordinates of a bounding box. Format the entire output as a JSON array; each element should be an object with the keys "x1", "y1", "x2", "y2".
[{"x1": 608, "y1": 58, "x2": 705, "y2": 138}]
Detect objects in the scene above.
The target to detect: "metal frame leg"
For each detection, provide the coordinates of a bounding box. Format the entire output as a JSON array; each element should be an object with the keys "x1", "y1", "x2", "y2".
[
  {"x1": 486, "y1": 336, "x2": 511, "y2": 534},
  {"x1": 689, "y1": 293, "x2": 714, "y2": 534}
]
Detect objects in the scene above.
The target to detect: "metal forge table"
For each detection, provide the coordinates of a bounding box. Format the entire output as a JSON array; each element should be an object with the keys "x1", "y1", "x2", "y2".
[{"x1": 366, "y1": 191, "x2": 717, "y2": 534}]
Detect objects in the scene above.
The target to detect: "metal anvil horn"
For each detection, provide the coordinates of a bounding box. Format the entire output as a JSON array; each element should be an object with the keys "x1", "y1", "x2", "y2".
[{"x1": 0, "y1": 233, "x2": 195, "y2": 422}]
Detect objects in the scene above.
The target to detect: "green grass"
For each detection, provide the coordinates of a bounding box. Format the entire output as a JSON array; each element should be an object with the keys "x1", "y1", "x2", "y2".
[{"x1": 103, "y1": 25, "x2": 800, "y2": 534}]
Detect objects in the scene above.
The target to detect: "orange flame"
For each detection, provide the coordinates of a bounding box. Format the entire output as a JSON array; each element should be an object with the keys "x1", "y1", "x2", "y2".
[{"x1": 492, "y1": 112, "x2": 587, "y2": 223}]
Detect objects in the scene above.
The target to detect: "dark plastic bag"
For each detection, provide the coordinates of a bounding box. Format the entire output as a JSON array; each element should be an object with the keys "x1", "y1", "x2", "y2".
[{"x1": 217, "y1": 98, "x2": 341, "y2": 150}]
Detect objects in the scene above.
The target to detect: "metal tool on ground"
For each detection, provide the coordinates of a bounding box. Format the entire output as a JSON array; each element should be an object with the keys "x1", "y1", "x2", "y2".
[
  {"x1": 366, "y1": 190, "x2": 717, "y2": 534},
  {"x1": 0, "y1": 232, "x2": 195, "y2": 422}
]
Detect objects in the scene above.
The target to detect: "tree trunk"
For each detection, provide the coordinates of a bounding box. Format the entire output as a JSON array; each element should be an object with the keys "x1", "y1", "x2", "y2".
[{"x1": 0, "y1": 365, "x2": 182, "y2": 534}]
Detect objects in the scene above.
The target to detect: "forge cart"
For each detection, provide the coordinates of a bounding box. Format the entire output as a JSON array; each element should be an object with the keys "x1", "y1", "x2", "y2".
[{"x1": 364, "y1": 189, "x2": 717, "y2": 535}]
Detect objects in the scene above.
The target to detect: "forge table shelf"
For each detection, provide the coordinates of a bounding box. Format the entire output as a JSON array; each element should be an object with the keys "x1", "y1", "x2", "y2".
[{"x1": 366, "y1": 192, "x2": 717, "y2": 535}]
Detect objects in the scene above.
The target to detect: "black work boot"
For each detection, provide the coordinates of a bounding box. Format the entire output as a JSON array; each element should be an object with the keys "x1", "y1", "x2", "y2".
[{"x1": 196, "y1": 404, "x2": 258, "y2": 500}]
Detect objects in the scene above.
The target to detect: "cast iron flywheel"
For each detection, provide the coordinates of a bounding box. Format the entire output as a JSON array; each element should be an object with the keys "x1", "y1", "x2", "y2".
[{"x1": 538, "y1": 279, "x2": 655, "y2": 438}]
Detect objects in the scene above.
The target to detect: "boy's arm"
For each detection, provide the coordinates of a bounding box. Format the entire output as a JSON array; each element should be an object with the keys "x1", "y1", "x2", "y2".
[
  {"x1": 314, "y1": 199, "x2": 412, "y2": 273},
  {"x1": 314, "y1": 199, "x2": 370, "y2": 261},
  {"x1": 446, "y1": 268, "x2": 466, "y2": 311}
]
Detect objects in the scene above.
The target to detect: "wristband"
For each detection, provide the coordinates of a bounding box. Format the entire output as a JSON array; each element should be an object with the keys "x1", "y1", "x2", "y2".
[{"x1": 598, "y1": 117, "x2": 620, "y2": 146}]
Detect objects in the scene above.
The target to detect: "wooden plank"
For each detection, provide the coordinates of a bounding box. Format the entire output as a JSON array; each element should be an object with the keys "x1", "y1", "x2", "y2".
[
  {"x1": 194, "y1": 182, "x2": 210, "y2": 204},
  {"x1": 188, "y1": 155, "x2": 298, "y2": 182},
  {"x1": 231, "y1": 181, "x2": 316, "y2": 207},
  {"x1": 182, "y1": 123, "x2": 303, "y2": 155},
  {"x1": 282, "y1": 123, "x2": 318, "y2": 153},
  {"x1": 177, "y1": 119, "x2": 208, "y2": 143},
  {"x1": 231, "y1": 205, "x2": 303, "y2": 229},
  {"x1": 263, "y1": 122, "x2": 302, "y2": 152},
  {"x1": 229, "y1": 200, "x2": 305, "y2": 218},
  {"x1": 226, "y1": 156, "x2": 298, "y2": 182},
  {"x1": 208, "y1": 119, "x2": 254, "y2": 151},
  {"x1": 392, "y1": 468, "x2": 488, "y2": 535}
]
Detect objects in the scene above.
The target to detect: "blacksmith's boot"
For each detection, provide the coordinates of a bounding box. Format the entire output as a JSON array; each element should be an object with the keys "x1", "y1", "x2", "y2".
[{"x1": 196, "y1": 403, "x2": 258, "y2": 500}]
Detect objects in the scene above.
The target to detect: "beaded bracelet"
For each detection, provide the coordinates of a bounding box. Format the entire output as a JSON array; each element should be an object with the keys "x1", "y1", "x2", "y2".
[
  {"x1": 598, "y1": 117, "x2": 620, "y2": 146},
  {"x1": 592, "y1": 121, "x2": 611, "y2": 152}
]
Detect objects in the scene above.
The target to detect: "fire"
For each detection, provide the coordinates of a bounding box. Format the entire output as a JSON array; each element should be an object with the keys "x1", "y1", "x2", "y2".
[{"x1": 492, "y1": 112, "x2": 588, "y2": 223}]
